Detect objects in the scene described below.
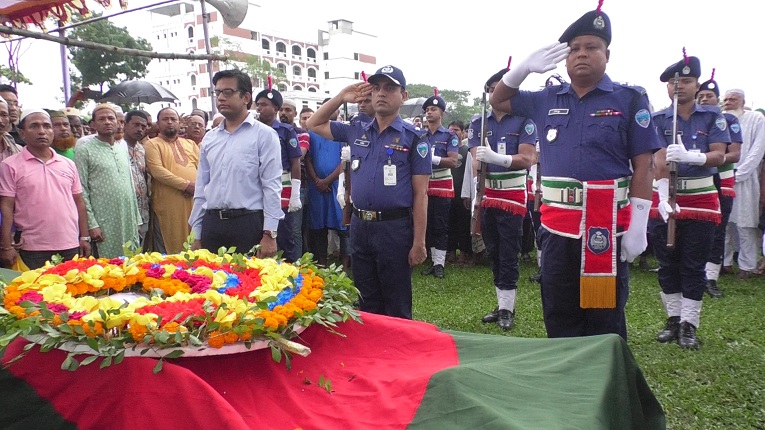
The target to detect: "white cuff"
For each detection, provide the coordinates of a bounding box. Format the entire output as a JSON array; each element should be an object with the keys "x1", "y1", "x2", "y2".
[
  {"x1": 501, "y1": 68, "x2": 527, "y2": 89},
  {"x1": 432, "y1": 155, "x2": 442, "y2": 166}
]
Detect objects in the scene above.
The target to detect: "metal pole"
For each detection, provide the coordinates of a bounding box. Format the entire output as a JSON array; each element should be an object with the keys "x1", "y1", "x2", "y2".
[
  {"x1": 200, "y1": 0, "x2": 217, "y2": 115},
  {"x1": 58, "y1": 20, "x2": 71, "y2": 104}
]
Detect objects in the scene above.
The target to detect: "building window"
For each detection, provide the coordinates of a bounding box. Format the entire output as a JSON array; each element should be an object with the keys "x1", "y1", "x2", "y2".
[
  {"x1": 276, "y1": 42, "x2": 286, "y2": 53},
  {"x1": 191, "y1": 98, "x2": 198, "y2": 110},
  {"x1": 292, "y1": 45, "x2": 301, "y2": 56},
  {"x1": 278, "y1": 83, "x2": 287, "y2": 92},
  {"x1": 293, "y1": 85, "x2": 303, "y2": 91},
  {"x1": 324, "y1": 72, "x2": 329, "y2": 79},
  {"x1": 308, "y1": 68, "x2": 316, "y2": 78},
  {"x1": 354, "y1": 53, "x2": 359, "y2": 60},
  {"x1": 250, "y1": 31, "x2": 259, "y2": 40},
  {"x1": 277, "y1": 63, "x2": 287, "y2": 74},
  {"x1": 187, "y1": 27, "x2": 194, "y2": 39},
  {"x1": 293, "y1": 65, "x2": 302, "y2": 76},
  {"x1": 190, "y1": 75, "x2": 197, "y2": 86},
  {"x1": 323, "y1": 52, "x2": 328, "y2": 60},
  {"x1": 354, "y1": 72, "x2": 359, "y2": 79},
  {"x1": 262, "y1": 39, "x2": 270, "y2": 50},
  {"x1": 307, "y1": 48, "x2": 316, "y2": 59},
  {"x1": 308, "y1": 87, "x2": 317, "y2": 93}
]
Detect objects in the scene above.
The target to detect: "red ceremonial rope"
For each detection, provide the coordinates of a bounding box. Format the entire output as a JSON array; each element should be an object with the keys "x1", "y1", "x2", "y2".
[
  {"x1": 596, "y1": 0, "x2": 604, "y2": 14},
  {"x1": 682, "y1": 47, "x2": 688, "y2": 65},
  {"x1": 267, "y1": 75, "x2": 273, "y2": 91},
  {"x1": 434, "y1": 88, "x2": 438, "y2": 97},
  {"x1": 361, "y1": 71, "x2": 367, "y2": 82},
  {"x1": 710, "y1": 68, "x2": 716, "y2": 81},
  {"x1": 507, "y1": 56, "x2": 512, "y2": 70}
]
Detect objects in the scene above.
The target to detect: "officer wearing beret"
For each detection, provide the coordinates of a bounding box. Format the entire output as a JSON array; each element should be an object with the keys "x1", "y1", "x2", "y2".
[
  {"x1": 420, "y1": 90, "x2": 460, "y2": 279},
  {"x1": 255, "y1": 87, "x2": 303, "y2": 262},
  {"x1": 306, "y1": 65, "x2": 430, "y2": 319},
  {"x1": 490, "y1": 2, "x2": 661, "y2": 340},
  {"x1": 650, "y1": 54, "x2": 730, "y2": 349},
  {"x1": 696, "y1": 71, "x2": 743, "y2": 298},
  {"x1": 470, "y1": 68, "x2": 537, "y2": 330}
]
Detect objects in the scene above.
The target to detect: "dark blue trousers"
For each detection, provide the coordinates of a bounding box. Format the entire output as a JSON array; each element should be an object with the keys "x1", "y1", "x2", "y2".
[
  {"x1": 350, "y1": 215, "x2": 413, "y2": 319},
  {"x1": 650, "y1": 219, "x2": 715, "y2": 301},
  {"x1": 482, "y1": 208, "x2": 523, "y2": 290},
  {"x1": 709, "y1": 195, "x2": 733, "y2": 266},
  {"x1": 539, "y1": 227, "x2": 630, "y2": 340},
  {"x1": 277, "y1": 209, "x2": 301, "y2": 262},
  {"x1": 426, "y1": 196, "x2": 451, "y2": 250}
]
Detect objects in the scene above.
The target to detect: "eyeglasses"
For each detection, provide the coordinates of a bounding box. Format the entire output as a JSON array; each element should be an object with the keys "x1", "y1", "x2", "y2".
[{"x1": 214, "y1": 88, "x2": 241, "y2": 98}]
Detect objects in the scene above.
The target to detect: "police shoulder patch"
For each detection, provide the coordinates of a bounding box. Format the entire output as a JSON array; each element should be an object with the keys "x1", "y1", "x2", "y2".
[
  {"x1": 289, "y1": 138, "x2": 298, "y2": 148},
  {"x1": 451, "y1": 137, "x2": 459, "y2": 147},
  {"x1": 524, "y1": 123, "x2": 535, "y2": 135},
  {"x1": 467, "y1": 128, "x2": 474, "y2": 140},
  {"x1": 635, "y1": 109, "x2": 651, "y2": 129},
  {"x1": 715, "y1": 117, "x2": 727, "y2": 131},
  {"x1": 731, "y1": 123, "x2": 741, "y2": 134},
  {"x1": 417, "y1": 142, "x2": 429, "y2": 158}
]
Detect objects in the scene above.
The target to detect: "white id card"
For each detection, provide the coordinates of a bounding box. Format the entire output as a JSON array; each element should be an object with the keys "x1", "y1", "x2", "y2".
[
  {"x1": 497, "y1": 142, "x2": 507, "y2": 155},
  {"x1": 383, "y1": 164, "x2": 397, "y2": 186}
]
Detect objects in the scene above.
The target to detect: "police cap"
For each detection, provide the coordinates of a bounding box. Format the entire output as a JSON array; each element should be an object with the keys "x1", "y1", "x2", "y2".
[
  {"x1": 368, "y1": 65, "x2": 406, "y2": 90},
  {"x1": 423, "y1": 95, "x2": 446, "y2": 112},
  {"x1": 660, "y1": 56, "x2": 701, "y2": 82},
  {"x1": 485, "y1": 69, "x2": 508, "y2": 92},
  {"x1": 255, "y1": 88, "x2": 283, "y2": 108},
  {"x1": 559, "y1": 10, "x2": 612, "y2": 46}
]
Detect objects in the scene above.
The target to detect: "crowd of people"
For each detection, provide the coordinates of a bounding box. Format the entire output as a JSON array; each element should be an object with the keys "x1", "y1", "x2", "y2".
[{"x1": 2, "y1": 1, "x2": 764, "y2": 351}]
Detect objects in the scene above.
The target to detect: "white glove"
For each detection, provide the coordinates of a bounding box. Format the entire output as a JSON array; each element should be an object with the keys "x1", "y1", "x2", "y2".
[
  {"x1": 476, "y1": 145, "x2": 513, "y2": 168},
  {"x1": 432, "y1": 155, "x2": 442, "y2": 166},
  {"x1": 656, "y1": 178, "x2": 680, "y2": 222},
  {"x1": 340, "y1": 145, "x2": 350, "y2": 162},
  {"x1": 502, "y1": 42, "x2": 570, "y2": 88},
  {"x1": 666, "y1": 135, "x2": 706, "y2": 166},
  {"x1": 288, "y1": 179, "x2": 302, "y2": 212},
  {"x1": 620, "y1": 197, "x2": 651, "y2": 263},
  {"x1": 336, "y1": 173, "x2": 346, "y2": 209}
]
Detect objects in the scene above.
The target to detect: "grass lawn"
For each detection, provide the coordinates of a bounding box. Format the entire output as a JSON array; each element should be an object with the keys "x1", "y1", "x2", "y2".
[{"x1": 411, "y1": 256, "x2": 765, "y2": 429}]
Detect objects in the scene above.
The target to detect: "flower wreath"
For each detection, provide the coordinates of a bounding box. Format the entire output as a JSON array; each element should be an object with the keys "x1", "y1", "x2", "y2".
[{"x1": 0, "y1": 249, "x2": 360, "y2": 372}]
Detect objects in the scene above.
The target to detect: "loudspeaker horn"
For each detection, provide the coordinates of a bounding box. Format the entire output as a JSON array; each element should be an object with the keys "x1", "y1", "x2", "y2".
[{"x1": 204, "y1": 0, "x2": 248, "y2": 29}]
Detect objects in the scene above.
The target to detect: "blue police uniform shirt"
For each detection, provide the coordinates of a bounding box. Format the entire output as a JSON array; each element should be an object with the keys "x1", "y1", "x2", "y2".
[
  {"x1": 329, "y1": 116, "x2": 432, "y2": 211},
  {"x1": 467, "y1": 112, "x2": 537, "y2": 173},
  {"x1": 510, "y1": 74, "x2": 661, "y2": 181},
  {"x1": 270, "y1": 119, "x2": 302, "y2": 170},
  {"x1": 421, "y1": 125, "x2": 459, "y2": 158},
  {"x1": 351, "y1": 112, "x2": 373, "y2": 126},
  {"x1": 652, "y1": 104, "x2": 731, "y2": 177},
  {"x1": 724, "y1": 113, "x2": 743, "y2": 144}
]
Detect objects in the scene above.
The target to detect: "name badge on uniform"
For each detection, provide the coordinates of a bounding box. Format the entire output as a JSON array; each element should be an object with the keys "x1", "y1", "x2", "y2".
[
  {"x1": 383, "y1": 164, "x2": 396, "y2": 186},
  {"x1": 664, "y1": 130, "x2": 683, "y2": 136},
  {"x1": 354, "y1": 139, "x2": 370, "y2": 147},
  {"x1": 497, "y1": 140, "x2": 507, "y2": 155},
  {"x1": 548, "y1": 108, "x2": 569, "y2": 116}
]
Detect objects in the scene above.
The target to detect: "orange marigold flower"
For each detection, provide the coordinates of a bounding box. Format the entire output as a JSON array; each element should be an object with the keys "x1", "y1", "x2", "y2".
[
  {"x1": 208, "y1": 331, "x2": 225, "y2": 348},
  {"x1": 263, "y1": 317, "x2": 279, "y2": 330},
  {"x1": 163, "y1": 322, "x2": 182, "y2": 333},
  {"x1": 238, "y1": 331, "x2": 252, "y2": 341},
  {"x1": 8, "y1": 305, "x2": 26, "y2": 318},
  {"x1": 129, "y1": 324, "x2": 149, "y2": 342},
  {"x1": 223, "y1": 331, "x2": 239, "y2": 344},
  {"x1": 308, "y1": 290, "x2": 323, "y2": 302},
  {"x1": 52, "y1": 315, "x2": 63, "y2": 326},
  {"x1": 301, "y1": 301, "x2": 317, "y2": 311}
]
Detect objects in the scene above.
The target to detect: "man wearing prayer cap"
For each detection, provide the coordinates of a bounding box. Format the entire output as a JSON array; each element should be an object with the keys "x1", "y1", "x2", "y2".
[
  {"x1": 650, "y1": 52, "x2": 731, "y2": 350},
  {"x1": 47, "y1": 110, "x2": 76, "y2": 160},
  {"x1": 490, "y1": 1, "x2": 662, "y2": 341}
]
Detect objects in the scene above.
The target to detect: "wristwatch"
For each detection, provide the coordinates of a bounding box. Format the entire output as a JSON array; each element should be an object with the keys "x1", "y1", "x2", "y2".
[
  {"x1": 263, "y1": 230, "x2": 278, "y2": 239},
  {"x1": 80, "y1": 236, "x2": 92, "y2": 242}
]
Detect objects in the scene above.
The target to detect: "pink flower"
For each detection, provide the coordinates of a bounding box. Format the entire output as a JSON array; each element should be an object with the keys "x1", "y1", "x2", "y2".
[
  {"x1": 48, "y1": 303, "x2": 69, "y2": 313},
  {"x1": 69, "y1": 311, "x2": 88, "y2": 320},
  {"x1": 19, "y1": 291, "x2": 43, "y2": 304}
]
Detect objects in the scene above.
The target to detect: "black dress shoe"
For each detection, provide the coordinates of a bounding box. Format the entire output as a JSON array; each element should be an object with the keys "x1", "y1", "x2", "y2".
[
  {"x1": 657, "y1": 316, "x2": 680, "y2": 343},
  {"x1": 498, "y1": 309, "x2": 515, "y2": 331},
  {"x1": 481, "y1": 307, "x2": 499, "y2": 323},
  {"x1": 529, "y1": 270, "x2": 541, "y2": 283},
  {"x1": 433, "y1": 264, "x2": 444, "y2": 279},
  {"x1": 421, "y1": 265, "x2": 435, "y2": 276},
  {"x1": 678, "y1": 321, "x2": 700, "y2": 350},
  {"x1": 706, "y1": 279, "x2": 723, "y2": 298}
]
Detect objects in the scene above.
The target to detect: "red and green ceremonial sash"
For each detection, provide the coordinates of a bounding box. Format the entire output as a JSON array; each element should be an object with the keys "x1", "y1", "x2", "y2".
[
  {"x1": 649, "y1": 176, "x2": 721, "y2": 224},
  {"x1": 526, "y1": 172, "x2": 535, "y2": 202},
  {"x1": 718, "y1": 163, "x2": 736, "y2": 197},
  {"x1": 481, "y1": 171, "x2": 527, "y2": 216},
  {"x1": 579, "y1": 180, "x2": 618, "y2": 309},
  {"x1": 280, "y1": 170, "x2": 292, "y2": 209},
  {"x1": 428, "y1": 167, "x2": 455, "y2": 198},
  {"x1": 539, "y1": 176, "x2": 631, "y2": 239}
]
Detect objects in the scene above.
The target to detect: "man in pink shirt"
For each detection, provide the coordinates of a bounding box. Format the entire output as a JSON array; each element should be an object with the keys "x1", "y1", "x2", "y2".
[{"x1": 0, "y1": 109, "x2": 91, "y2": 269}]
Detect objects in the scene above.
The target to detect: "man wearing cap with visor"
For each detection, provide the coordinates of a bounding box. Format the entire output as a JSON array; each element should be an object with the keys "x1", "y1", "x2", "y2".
[
  {"x1": 490, "y1": 2, "x2": 661, "y2": 340},
  {"x1": 650, "y1": 53, "x2": 730, "y2": 349},
  {"x1": 307, "y1": 65, "x2": 430, "y2": 319}
]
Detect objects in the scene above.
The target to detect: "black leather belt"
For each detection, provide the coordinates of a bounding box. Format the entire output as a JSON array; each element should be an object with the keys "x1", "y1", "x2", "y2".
[
  {"x1": 206, "y1": 209, "x2": 261, "y2": 220},
  {"x1": 353, "y1": 207, "x2": 410, "y2": 222}
]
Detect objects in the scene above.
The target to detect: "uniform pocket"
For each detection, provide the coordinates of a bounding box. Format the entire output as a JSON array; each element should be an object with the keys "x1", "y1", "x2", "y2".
[{"x1": 543, "y1": 115, "x2": 570, "y2": 146}]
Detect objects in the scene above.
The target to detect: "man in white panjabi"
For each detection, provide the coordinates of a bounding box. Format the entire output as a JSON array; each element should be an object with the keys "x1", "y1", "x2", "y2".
[{"x1": 723, "y1": 89, "x2": 765, "y2": 279}]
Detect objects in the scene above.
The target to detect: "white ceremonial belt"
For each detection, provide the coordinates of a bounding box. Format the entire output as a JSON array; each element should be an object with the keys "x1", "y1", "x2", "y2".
[
  {"x1": 431, "y1": 168, "x2": 453, "y2": 180},
  {"x1": 542, "y1": 176, "x2": 629, "y2": 205},
  {"x1": 676, "y1": 176, "x2": 714, "y2": 191}
]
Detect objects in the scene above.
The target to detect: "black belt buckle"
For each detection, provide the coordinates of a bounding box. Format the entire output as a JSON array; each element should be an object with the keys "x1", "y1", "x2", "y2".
[
  {"x1": 361, "y1": 210, "x2": 377, "y2": 221},
  {"x1": 217, "y1": 209, "x2": 238, "y2": 220}
]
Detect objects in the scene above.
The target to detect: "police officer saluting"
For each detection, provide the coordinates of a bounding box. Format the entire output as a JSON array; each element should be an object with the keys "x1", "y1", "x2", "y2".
[
  {"x1": 651, "y1": 53, "x2": 730, "y2": 349},
  {"x1": 255, "y1": 84, "x2": 303, "y2": 262},
  {"x1": 491, "y1": 1, "x2": 661, "y2": 340},
  {"x1": 420, "y1": 89, "x2": 460, "y2": 279},
  {"x1": 471, "y1": 68, "x2": 538, "y2": 330},
  {"x1": 306, "y1": 65, "x2": 430, "y2": 319},
  {"x1": 696, "y1": 70, "x2": 743, "y2": 298}
]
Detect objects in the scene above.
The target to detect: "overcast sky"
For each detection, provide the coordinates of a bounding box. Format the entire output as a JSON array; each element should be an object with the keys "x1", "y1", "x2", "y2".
[{"x1": 4, "y1": 0, "x2": 763, "y2": 111}]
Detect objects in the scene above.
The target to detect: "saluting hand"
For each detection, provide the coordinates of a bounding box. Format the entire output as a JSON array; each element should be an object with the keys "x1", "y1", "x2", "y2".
[
  {"x1": 341, "y1": 82, "x2": 373, "y2": 104},
  {"x1": 502, "y1": 42, "x2": 570, "y2": 88}
]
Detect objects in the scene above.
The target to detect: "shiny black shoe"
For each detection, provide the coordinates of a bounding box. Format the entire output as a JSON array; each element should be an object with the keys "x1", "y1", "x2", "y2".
[
  {"x1": 497, "y1": 309, "x2": 515, "y2": 331},
  {"x1": 706, "y1": 279, "x2": 723, "y2": 298},
  {"x1": 678, "y1": 321, "x2": 700, "y2": 350},
  {"x1": 421, "y1": 265, "x2": 435, "y2": 276},
  {"x1": 529, "y1": 270, "x2": 541, "y2": 283},
  {"x1": 481, "y1": 307, "x2": 499, "y2": 323},
  {"x1": 433, "y1": 264, "x2": 445, "y2": 279},
  {"x1": 657, "y1": 316, "x2": 680, "y2": 343}
]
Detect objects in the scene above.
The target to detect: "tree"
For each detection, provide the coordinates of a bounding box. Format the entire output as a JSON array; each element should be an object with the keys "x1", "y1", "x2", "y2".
[
  {"x1": 1, "y1": 40, "x2": 32, "y2": 86},
  {"x1": 405, "y1": 83, "x2": 481, "y2": 124},
  {"x1": 214, "y1": 36, "x2": 286, "y2": 88},
  {"x1": 68, "y1": 14, "x2": 153, "y2": 93}
]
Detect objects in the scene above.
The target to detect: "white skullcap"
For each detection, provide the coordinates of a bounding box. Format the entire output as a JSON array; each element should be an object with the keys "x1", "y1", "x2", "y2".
[
  {"x1": 213, "y1": 112, "x2": 224, "y2": 120},
  {"x1": 0, "y1": 98, "x2": 7, "y2": 106},
  {"x1": 18, "y1": 108, "x2": 51, "y2": 126},
  {"x1": 282, "y1": 98, "x2": 297, "y2": 109},
  {"x1": 725, "y1": 89, "x2": 745, "y2": 98},
  {"x1": 110, "y1": 104, "x2": 124, "y2": 115}
]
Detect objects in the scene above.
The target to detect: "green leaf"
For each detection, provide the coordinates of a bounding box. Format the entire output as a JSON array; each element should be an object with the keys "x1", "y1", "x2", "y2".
[
  {"x1": 270, "y1": 344, "x2": 282, "y2": 363},
  {"x1": 100, "y1": 355, "x2": 113, "y2": 369},
  {"x1": 152, "y1": 359, "x2": 163, "y2": 374},
  {"x1": 86, "y1": 337, "x2": 99, "y2": 352},
  {"x1": 114, "y1": 350, "x2": 125, "y2": 365},
  {"x1": 163, "y1": 349, "x2": 185, "y2": 359},
  {"x1": 81, "y1": 355, "x2": 98, "y2": 366}
]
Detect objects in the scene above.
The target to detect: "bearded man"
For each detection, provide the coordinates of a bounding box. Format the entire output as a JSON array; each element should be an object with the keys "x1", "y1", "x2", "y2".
[{"x1": 48, "y1": 110, "x2": 76, "y2": 160}]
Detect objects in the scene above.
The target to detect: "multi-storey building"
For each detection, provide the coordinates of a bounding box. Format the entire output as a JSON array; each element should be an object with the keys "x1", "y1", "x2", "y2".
[{"x1": 144, "y1": 1, "x2": 376, "y2": 119}]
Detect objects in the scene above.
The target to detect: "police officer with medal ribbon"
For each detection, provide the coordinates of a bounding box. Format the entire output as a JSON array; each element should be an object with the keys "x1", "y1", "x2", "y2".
[
  {"x1": 420, "y1": 89, "x2": 460, "y2": 279},
  {"x1": 255, "y1": 84, "x2": 304, "y2": 262},
  {"x1": 306, "y1": 65, "x2": 430, "y2": 319},
  {"x1": 696, "y1": 71, "x2": 743, "y2": 298},
  {"x1": 650, "y1": 52, "x2": 730, "y2": 350},
  {"x1": 490, "y1": 1, "x2": 661, "y2": 340},
  {"x1": 469, "y1": 68, "x2": 537, "y2": 330}
]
